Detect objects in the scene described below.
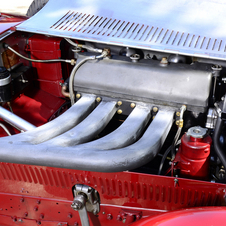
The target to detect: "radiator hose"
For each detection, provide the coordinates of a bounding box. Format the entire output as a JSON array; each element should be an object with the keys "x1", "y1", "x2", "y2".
[{"x1": 213, "y1": 95, "x2": 226, "y2": 169}]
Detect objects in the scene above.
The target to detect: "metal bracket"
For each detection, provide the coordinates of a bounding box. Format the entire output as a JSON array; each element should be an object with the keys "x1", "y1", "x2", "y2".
[{"x1": 71, "y1": 184, "x2": 100, "y2": 226}]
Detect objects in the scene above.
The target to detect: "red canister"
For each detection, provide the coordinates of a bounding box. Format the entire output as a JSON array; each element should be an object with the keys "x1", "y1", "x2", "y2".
[{"x1": 174, "y1": 126, "x2": 212, "y2": 180}]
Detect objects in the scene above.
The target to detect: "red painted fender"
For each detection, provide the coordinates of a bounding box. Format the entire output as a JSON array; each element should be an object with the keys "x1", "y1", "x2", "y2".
[
  {"x1": 131, "y1": 207, "x2": 226, "y2": 226},
  {"x1": 0, "y1": 13, "x2": 27, "y2": 34}
]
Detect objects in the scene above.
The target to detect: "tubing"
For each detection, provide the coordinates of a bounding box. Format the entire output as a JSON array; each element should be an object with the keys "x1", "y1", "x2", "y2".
[
  {"x1": 65, "y1": 38, "x2": 102, "y2": 53},
  {"x1": 69, "y1": 51, "x2": 108, "y2": 105},
  {"x1": 0, "y1": 106, "x2": 36, "y2": 132},
  {"x1": 4, "y1": 44, "x2": 75, "y2": 65},
  {"x1": 69, "y1": 56, "x2": 96, "y2": 105},
  {"x1": 1, "y1": 94, "x2": 96, "y2": 144},
  {"x1": 0, "y1": 110, "x2": 174, "y2": 172},
  {"x1": 46, "y1": 100, "x2": 117, "y2": 146},
  {"x1": 0, "y1": 123, "x2": 11, "y2": 136},
  {"x1": 75, "y1": 104, "x2": 151, "y2": 150},
  {"x1": 213, "y1": 117, "x2": 226, "y2": 169}
]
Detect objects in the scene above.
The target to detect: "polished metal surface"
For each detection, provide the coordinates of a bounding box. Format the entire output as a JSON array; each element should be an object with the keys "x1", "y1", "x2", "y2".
[
  {"x1": 17, "y1": 0, "x2": 226, "y2": 61},
  {"x1": 0, "y1": 105, "x2": 36, "y2": 131},
  {"x1": 45, "y1": 100, "x2": 117, "y2": 146},
  {"x1": 0, "y1": 74, "x2": 11, "y2": 86},
  {"x1": 8, "y1": 94, "x2": 96, "y2": 144},
  {"x1": 0, "y1": 108, "x2": 174, "y2": 172},
  {"x1": 76, "y1": 104, "x2": 151, "y2": 150},
  {"x1": 73, "y1": 54, "x2": 212, "y2": 112}
]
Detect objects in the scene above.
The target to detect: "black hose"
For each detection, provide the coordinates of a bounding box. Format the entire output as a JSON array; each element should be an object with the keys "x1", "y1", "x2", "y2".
[{"x1": 213, "y1": 117, "x2": 226, "y2": 169}]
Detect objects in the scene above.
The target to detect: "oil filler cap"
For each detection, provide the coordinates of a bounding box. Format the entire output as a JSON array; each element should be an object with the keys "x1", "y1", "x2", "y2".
[{"x1": 187, "y1": 126, "x2": 207, "y2": 139}]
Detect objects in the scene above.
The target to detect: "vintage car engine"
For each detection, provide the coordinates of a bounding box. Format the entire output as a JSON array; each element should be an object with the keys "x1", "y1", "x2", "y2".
[{"x1": 1, "y1": 0, "x2": 226, "y2": 225}]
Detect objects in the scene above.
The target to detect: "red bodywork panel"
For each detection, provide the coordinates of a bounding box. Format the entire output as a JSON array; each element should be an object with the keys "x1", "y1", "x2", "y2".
[
  {"x1": 0, "y1": 163, "x2": 225, "y2": 225},
  {"x1": 0, "y1": 13, "x2": 27, "y2": 35},
  {"x1": 130, "y1": 207, "x2": 226, "y2": 226},
  {"x1": 28, "y1": 34, "x2": 65, "y2": 97}
]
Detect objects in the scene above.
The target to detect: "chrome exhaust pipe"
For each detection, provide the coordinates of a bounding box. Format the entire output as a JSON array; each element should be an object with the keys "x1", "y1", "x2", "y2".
[{"x1": 0, "y1": 109, "x2": 174, "y2": 172}]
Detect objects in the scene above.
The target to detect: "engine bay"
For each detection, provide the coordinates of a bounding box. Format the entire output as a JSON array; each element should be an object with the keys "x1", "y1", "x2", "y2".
[{"x1": 1, "y1": 0, "x2": 226, "y2": 225}]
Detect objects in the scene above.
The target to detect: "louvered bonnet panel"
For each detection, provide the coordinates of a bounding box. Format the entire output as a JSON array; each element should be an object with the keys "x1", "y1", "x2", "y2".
[{"x1": 16, "y1": 0, "x2": 226, "y2": 60}]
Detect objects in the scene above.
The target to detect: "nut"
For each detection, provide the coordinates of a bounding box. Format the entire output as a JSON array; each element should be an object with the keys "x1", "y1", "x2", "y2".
[
  {"x1": 107, "y1": 214, "x2": 113, "y2": 220},
  {"x1": 153, "y1": 107, "x2": 158, "y2": 112},
  {"x1": 96, "y1": 97, "x2": 101, "y2": 102},
  {"x1": 76, "y1": 93, "x2": 81, "y2": 99},
  {"x1": 176, "y1": 112, "x2": 180, "y2": 117},
  {"x1": 117, "y1": 101, "x2": 122, "y2": 106},
  {"x1": 117, "y1": 109, "x2": 122, "y2": 114}
]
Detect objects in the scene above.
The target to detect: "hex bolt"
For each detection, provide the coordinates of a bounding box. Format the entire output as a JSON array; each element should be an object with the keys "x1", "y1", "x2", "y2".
[
  {"x1": 136, "y1": 214, "x2": 141, "y2": 220},
  {"x1": 34, "y1": 206, "x2": 38, "y2": 211},
  {"x1": 37, "y1": 200, "x2": 41, "y2": 205},
  {"x1": 37, "y1": 220, "x2": 41, "y2": 225},
  {"x1": 96, "y1": 97, "x2": 101, "y2": 102},
  {"x1": 117, "y1": 109, "x2": 122, "y2": 114},
  {"x1": 93, "y1": 210, "x2": 98, "y2": 215},
  {"x1": 117, "y1": 101, "x2": 122, "y2": 106},
  {"x1": 20, "y1": 198, "x2": 24, "y2": 203},
  {"x1": 152, "y1": 107, "x2": 158, "y2": 112},
  {"x1": 74, "y1": 223, "x2": 79, "y2": 226},
  {"x1": 76, "y1": 93, "x2": 81, "y2": 99},
  {"x1": 12, "y1": 216, "x2": 17, "y2": 222},
  {"x1": 176, "y1": 120, "x2": 179, "y2": 126},
  {"x1": 68, "y1": 213, "x2": 73, "y2": 218},
  {"x1": 39, "y1": 214, "x2": 44, "y2": 219},
  {"x1": 130, "y1": 103, "x2": 136, "y2": 108},
  {"x1": 107, "y1": 214, "x2": 113, "y2": 220},
  {"x1": 24, "y1": 212, "x2": 28, "y2": 217},
  {"x1": 117, "y1": 215, "x2": 122, "y2": 221}
]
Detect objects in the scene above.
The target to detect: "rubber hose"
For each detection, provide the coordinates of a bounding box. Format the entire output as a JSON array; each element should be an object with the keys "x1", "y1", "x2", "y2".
[{"x1": 213, "y1": 117, "x2": 226, "y2": 169}]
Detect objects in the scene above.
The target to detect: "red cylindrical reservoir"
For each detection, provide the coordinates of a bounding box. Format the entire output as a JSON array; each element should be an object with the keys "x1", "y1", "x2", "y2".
[{"x1": 174, "y1": 126, "x2": 212, "y2": 180}]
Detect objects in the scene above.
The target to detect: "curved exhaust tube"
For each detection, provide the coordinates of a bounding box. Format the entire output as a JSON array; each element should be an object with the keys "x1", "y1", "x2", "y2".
[
  {"x1": 2, "y1": 94, "x2": 96, "y2": 144},
  {"x1": 0, "y1": 106, "x2": 36, "y2": 132},
  {"x1": 46, "y1": 100, "x2": 117, "y2": 146},
  {"x1": 75, "y1": 104, "x2": 151, "y2": 150},
  {"x1": 0, "y1": 109, "x2": 174, "y2": 172}
]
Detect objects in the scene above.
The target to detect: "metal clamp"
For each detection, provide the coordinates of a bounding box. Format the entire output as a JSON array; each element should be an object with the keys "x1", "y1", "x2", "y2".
[{"x1": 71, "y1": 184, "x2": 100, "y2": 226}]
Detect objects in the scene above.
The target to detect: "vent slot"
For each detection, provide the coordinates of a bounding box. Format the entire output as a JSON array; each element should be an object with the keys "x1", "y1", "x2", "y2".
[{"x1": 16, "y1": 0, "x2": 226, "y2": 61}]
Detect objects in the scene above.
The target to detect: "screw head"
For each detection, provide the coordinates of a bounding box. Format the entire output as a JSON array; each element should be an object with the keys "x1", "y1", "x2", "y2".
[
  {"x1": 12, "y1": 216, "x2": 17, "y2": 222},
  {"x1": 68, "y1": 213, "x2": 73, "y2": 218},
  {"x1": 107, "y1": 214, "x2": 113, "y2": 220},
  {"x1": 176, "y1": 112, "x2": 180, "y2": 117},
  {"x1": 117, "y1": 109, "x2": 122, "y2": 114},
  {"x1": 117, "y1": 215, "x2": 122, "y2": 221},
  {"x1": 130, "y1": 103, "x2": 136, "y2": 108}
]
